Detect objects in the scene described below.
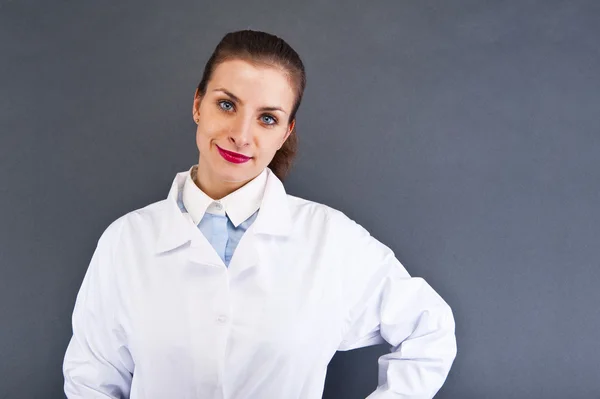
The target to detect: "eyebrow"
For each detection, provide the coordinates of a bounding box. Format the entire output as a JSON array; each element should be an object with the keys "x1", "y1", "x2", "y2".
[{"x1": 213, "y1": 88, "x2": 288, "y2": 115}]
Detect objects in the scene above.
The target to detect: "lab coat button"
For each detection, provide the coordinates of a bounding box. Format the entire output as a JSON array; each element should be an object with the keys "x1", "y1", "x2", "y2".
[{"x1": 217, "y1": 315, "x2": 228, "y2": 324}]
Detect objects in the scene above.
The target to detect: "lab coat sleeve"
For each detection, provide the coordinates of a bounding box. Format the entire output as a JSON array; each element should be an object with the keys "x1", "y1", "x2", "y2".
[
  {"x1": 337, "y1": 216, "x2": 457, "y2": 399},
  {"x1": 63, "y1": 218, "x2": 134, "y2": 398}
]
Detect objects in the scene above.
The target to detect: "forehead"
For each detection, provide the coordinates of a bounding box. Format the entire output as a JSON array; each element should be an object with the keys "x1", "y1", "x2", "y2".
[{"x1": 208, "y1": 59, "x2": 296, "y2": 110}]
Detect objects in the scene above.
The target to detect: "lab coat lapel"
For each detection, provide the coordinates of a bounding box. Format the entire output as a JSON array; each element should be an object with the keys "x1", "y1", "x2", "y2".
[
  {"x1": 186, "y1": 234, "x2": 226, "y2": 267},
  {"x1": 252, "y1": 168, "x2": 292, "y2": 237},
  {"x1": 155, "y1": 172, "x2": 193, "y2": 254},
  {"x1": 228, "y1": 168, "x2": 292, "y2": 276},
  {"x1": 155, "y1": 171, "x2": 225, "y2": 268}
]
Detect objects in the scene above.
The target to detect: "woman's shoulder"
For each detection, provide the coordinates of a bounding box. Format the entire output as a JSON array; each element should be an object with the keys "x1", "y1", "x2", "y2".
[
  {"x1": 96, "y1": 198, "x2": 171, "y2": 243},
  {"x1": 285, "y1": 193, "x2": 361, "y2": 232},
  {"x1": 285, "y1": 194, "x2": 395, "y2": 263}
]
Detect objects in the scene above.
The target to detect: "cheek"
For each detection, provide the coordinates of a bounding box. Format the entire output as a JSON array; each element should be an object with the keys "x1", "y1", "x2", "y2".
[
  {"x1": 195, "y1": 122, "x2": 207, "y2": 143},
  {"x1": 195, "y1": 128, "x2": 216, "y2": 158},
  {"x1": 195, "y1": 128, "x2": 203, "y2": 150},
  {"x1": 257, "y1": 130, "x2": 287, "y2": 155},
  {"x1": 196, "y1": 116, "x2": 221, "y2": 147},
  {"x1": 201, "y1": 115, "x2": 231, "y2": 142},
  {"x1": 197, "y1": 101, "x2": 221, "y2": 132}
]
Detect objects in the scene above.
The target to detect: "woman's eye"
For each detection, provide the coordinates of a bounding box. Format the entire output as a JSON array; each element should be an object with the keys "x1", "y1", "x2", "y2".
[
  {"x1": 218, "y1": 100, "x2": 234, "y2": 112},
  {"x1": 261, "y1": 115, "x2": 277, "y2": 125}
]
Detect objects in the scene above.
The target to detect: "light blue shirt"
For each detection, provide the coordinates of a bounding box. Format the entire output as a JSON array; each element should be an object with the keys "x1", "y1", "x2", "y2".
[
  {"x1": 177, "y1": 193, "x2": 259, "y2": 267},
  {"x1": 196, "y1": 211, "x2": 258, "y2": 267}
]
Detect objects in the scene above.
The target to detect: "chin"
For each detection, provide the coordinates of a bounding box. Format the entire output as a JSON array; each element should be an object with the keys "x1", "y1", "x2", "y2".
[
  {"x1": 201, "y1": 150, "x2": 262, "y2": 183},
  {"x1": 216, "y1": 164, "x2": 258, "y2": 184}
]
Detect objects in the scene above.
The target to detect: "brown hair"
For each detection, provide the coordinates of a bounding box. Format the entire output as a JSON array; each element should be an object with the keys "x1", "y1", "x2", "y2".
[{"x1": 196, "y1": 30, "x2": 307, "y2": 181}]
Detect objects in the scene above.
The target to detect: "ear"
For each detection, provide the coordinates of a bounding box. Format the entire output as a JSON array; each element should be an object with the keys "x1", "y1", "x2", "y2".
[
  {"x1": 192, "y1": 88, "x2": 202, "y2": 123},
  {"x1": 279, "y1": 119, "x2": 295, "y2": 149}
]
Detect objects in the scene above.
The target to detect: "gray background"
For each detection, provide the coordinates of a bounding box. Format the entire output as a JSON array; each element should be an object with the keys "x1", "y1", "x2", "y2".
[{"x1": 1, "y1": 0, "x2": 599, "y2": 398}]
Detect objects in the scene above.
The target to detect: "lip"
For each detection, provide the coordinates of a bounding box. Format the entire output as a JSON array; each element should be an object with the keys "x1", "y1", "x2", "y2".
[{"x1": 216, "y1": 145, "x2": 252, "y2": 164}]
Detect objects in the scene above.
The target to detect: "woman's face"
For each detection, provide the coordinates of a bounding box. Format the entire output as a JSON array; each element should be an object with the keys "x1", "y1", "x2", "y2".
[{"x1": 192, "y1": 59, "x2": 296, "y2": 190}]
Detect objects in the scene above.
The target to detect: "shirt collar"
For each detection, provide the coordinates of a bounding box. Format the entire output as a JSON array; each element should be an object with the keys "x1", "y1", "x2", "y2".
[
  {"x1": 156, "y1": 167, "x2": 291, "y2": 254},
  {"x1": 182, "y1": 165, "x2": 268, "y2": 228}
]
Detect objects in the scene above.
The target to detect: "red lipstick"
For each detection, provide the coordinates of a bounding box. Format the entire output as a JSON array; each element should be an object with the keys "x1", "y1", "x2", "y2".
[{"x1": 216, "y1": 145, "x2": 252, "y2": 164}]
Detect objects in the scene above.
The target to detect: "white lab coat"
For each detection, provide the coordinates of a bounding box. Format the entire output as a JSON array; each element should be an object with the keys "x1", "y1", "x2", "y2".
[{"x1": 63, "y1": 168, "x2": 457, "y2": 399}]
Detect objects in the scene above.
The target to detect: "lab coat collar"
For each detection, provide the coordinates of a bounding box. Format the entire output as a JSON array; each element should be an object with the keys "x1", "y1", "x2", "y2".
[
  {"x1": 155, "y1": 167, "x2": 291, "y2": 254},
  {"x1": 252, "y1": 167, "x2": 292, "y2": 237}
]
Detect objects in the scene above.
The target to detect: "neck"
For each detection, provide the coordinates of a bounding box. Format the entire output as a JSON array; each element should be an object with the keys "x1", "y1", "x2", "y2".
[{"x1": 194, "y1": 164, "x2": 253, "y2": 200}]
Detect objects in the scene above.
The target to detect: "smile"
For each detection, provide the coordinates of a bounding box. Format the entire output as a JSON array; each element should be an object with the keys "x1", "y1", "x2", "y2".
[{"x1": 216, "y1": 145, "x2": 252, "y2": 164}]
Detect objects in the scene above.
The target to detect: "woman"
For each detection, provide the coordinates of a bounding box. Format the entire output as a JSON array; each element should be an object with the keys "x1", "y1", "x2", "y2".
[{"x1": 63, "y1": 30, "x2": 457, "y2": 399}]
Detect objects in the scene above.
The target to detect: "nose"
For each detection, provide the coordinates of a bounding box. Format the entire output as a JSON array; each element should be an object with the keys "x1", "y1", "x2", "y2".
[{"x1": 228, "y1": 115, "x2": 252, "y2": 148}]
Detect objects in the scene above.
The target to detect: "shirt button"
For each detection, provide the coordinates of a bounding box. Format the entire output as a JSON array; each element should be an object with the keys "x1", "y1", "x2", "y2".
[
  {"x1": 216, "y1": 315, "x2": 228, "y2": 324},
  {"x1": 214, "y1": 202, "x2": 223, "y2": 210}
]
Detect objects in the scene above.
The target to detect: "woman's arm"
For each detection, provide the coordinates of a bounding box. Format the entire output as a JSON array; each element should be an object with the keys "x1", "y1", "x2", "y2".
[
  {"x1": 336, "y1": 213, "x2": 457, "y2": 399},
  {"x1": 63, "y1": 218, "x2": 134, "y2": 398}
]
